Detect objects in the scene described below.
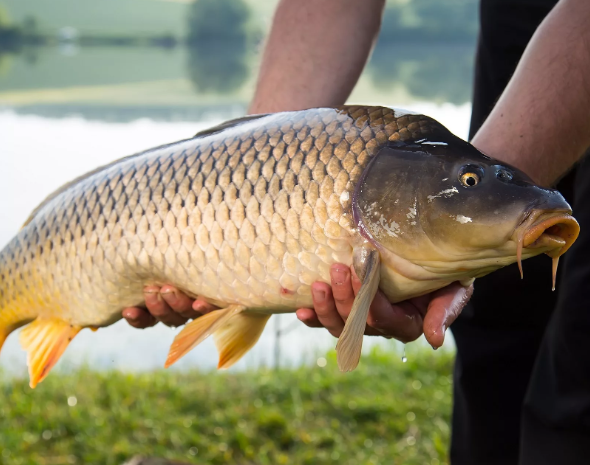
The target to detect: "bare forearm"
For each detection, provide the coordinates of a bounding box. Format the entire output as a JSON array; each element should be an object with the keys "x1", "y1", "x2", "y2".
[
  {"x1": 248, "y1": 0, "x2": 385, "y2": 114},
  {"x1": 472, "y1": 0, "x2": 590, "y2": 187}
]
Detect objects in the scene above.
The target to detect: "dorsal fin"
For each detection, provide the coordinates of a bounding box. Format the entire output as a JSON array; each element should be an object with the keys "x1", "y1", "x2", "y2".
[
  {"x1": 22, "y1": 114, "x2": 271, "y2": 229},
  {"x1": 194, "y1": 113, "x2": 269, "y2": 138}
]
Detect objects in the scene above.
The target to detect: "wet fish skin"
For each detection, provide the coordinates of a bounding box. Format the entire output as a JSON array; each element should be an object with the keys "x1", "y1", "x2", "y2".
[
  {"x1": 0, "y1": 105, "x2": 578, "y2": 386},
  {"x1": 0, "y1": 108, "x2": 433, "y2": 336}
]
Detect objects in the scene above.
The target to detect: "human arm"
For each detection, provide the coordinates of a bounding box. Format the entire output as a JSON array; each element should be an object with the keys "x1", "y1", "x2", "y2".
[
  {"x1": 471, "y1": 0, "x2": 590, "y2": 186},
  {"x1": 248, "y1": 0, "x2": 385, "y2": 114}
]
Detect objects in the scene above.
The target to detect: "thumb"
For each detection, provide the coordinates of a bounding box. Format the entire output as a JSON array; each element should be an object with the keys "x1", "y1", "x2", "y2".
[{"x1": 423, "y1": 282, "x2": 474, "y2": 349}]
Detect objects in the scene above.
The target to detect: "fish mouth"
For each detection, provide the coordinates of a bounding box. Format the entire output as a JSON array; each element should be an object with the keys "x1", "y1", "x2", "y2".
[
  {"x1": 514, "y1": 209, "x2": 580, "y2": 289},
  {"x1": 522, "y1": 213, "x2": 579, "y2": 257}
]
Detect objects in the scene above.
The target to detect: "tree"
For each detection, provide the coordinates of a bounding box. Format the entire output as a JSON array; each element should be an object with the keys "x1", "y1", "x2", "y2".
[
  {"x1": 187, "y1": 0, "x2": 250, "y2": 43},
  {"x1": 186, "y1": 0, "x2": 252, "y2": 94}
]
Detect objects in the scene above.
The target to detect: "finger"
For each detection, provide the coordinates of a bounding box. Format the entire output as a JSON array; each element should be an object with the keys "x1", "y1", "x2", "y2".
[
  {"x1": 192, "y1": 299, "x2": 218, "y2": 315},
  {"x1": 144, "y1": 286, "x2": 188, "y2": 327},
  {"x1": 423, "y1": 282, "x2": 474, "y2": 349},
  {"x1": 350, "y1": 266, "x2": 362, "y2": 295},
  {"x1": 350, "y1": 268, "x2": 405, "y2": 337},
  {"x1": 160, "y1": 285, "x2": 200, "y2": 319},
  {"x1": 311, "y1": 281, "x2": 345, "y2": 337},
  {"x1": 330, "y1": 264, "x2": 355, "y2": 320},
  {"x1": 295, "y1": 308, "x2": 323, "y2": 328},
  {"x1": 366, "y1": 291, "x2": 424, "y2": 342},
  {"x1": 122, "y1": 307, "x2": 157, "y2": 328}
]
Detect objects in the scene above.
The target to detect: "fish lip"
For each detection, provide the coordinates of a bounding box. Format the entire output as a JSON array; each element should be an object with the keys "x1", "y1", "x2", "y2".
[{"x1": 515, "y1": 209, "x2": 580, "y2": 258}]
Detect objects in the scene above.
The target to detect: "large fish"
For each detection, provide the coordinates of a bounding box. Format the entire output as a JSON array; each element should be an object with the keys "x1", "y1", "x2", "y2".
[{"x1": 0, "y1": 106, "x2": 579, "y2": 387}]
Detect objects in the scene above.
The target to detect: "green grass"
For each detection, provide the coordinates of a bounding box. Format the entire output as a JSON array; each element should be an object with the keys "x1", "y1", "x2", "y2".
[{"x1": 0, "y1": 348, "x2": 453, "y2": 465}]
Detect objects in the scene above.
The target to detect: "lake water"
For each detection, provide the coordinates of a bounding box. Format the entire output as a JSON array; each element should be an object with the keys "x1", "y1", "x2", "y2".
[{"x1": 0, "y1": 42, "x2": 473, "y2": 376}]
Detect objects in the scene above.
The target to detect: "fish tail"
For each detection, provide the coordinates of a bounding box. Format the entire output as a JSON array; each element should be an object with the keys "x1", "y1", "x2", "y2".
[
  {"x1": 20, "y1": 318, "x2": 81, "y2": 388},
  {"x1": 0, "y1": 306, "x2": 82, "y2": 388}
]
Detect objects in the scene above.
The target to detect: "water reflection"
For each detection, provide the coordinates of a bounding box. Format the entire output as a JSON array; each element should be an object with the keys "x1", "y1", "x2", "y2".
[
  {"x1": 368, "y1": 43, "x2": 475, "y2": 105},
  {"x1": 186, "y1": 0, "x2": 253, "y2": 93},
  {"x1": 187, "y1": 41, "x2": 250, "y2": 94},
  {"x1": 0, "y1": 42, "x2": 476, "y2": 120}
]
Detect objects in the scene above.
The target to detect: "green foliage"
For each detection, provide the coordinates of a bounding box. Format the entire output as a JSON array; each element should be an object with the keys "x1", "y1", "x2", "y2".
[
  {"x1": 380, "y1": 0, "x2": 478, "y2": 42},
  {"x1": 0, "y1": 348, "x2": 453, "y2": 465},
  {"x1": 368, "y1": 43, "x2": 475, "y2": 104},
  {"x1": 186, "y1": 39, "x2": 251, "y2": 94},
  {"x1": 186, "y1": 0, "x2": 253, "y2": 94},
  {"x1": 187, "y1": 0, "x2": 250, "y2": 42}
]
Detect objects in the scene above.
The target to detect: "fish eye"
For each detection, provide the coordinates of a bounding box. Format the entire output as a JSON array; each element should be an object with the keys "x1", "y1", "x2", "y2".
[
  {"x1": 458, "y1": 165, "x2": 484, "y2": 188},
  {"x1": 460, "y1": 172, "x2": 480, "y2": 187}
]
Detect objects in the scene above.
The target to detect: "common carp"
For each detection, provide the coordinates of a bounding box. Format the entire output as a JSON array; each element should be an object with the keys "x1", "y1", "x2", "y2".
[{"x1": 0, "y1": 106, "x2": 579, "y2": 387}]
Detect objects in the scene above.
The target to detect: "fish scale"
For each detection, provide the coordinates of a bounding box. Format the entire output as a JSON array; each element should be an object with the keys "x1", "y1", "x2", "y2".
[
  {"x1": 0, "y1": 107, "x2": 435, "y2": 332},
  {"x1": 0, "y1": 105, "x2": 580, "y2": 386}
]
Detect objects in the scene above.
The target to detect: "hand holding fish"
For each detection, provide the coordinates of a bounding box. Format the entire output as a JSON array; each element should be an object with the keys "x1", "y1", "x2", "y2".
[
  {"x1": 123, "y1": 286, "x2": 216, "y2": 329},
  {"x1": 0, "y1": 106, "x2": 578, "y2": 388},
  {"x1": 295, "y1": 265, "x2": 472, "y2": 349},
  {"x1": 123, "y1": 264, "x2": 473, "y2": 349}
]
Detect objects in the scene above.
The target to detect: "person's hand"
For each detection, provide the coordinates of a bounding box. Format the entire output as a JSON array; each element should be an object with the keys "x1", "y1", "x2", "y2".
[
  {"x1": 296, "y1": 263, "x2": 473, "y2": 348},
  {"x1": 122, "y1": 264, "x2": 472, "y2": 349},
  {"x1": 122, "y1": 285, "x2": 217, "y2": 328}
]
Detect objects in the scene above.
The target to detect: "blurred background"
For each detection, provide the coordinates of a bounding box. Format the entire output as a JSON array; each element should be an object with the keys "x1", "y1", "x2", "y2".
[{"x1": 0, "y1": 0, "x2": 476, "y2": 463}]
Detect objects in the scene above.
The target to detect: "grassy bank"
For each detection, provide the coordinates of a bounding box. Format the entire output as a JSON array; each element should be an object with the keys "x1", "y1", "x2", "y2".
[{"x1": 0, "y1": 348, "x2": 453, "y2": 465}]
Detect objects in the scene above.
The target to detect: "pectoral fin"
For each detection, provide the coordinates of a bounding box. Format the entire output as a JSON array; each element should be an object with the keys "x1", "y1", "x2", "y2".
[
  {"x1": 214, "y1": 312, "x2": 271, "y2": 369},
  {"x1": 20, "y1": 318, "x2": 81, "y2": 388},
  {"x1": 165, "y1": 305, "x2": 245, "y2": 368},
  {"x1": 336, "y1": 246, "x2": 380, "y2": 372}
]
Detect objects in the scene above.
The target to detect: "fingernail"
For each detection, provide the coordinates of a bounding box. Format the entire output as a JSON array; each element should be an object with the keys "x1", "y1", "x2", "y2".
[
  {"x1": 312, "y1": 288, "x2": 326, "y2": 303},
  {"x1": 122, "y1": 311, "x2": 137, "y2": 322},
  {"x1": 162, "y1": 290, "x2": 177, "y2": 301},
  {"x1": 331, "y1": 267, "x2": 348, "y2": 285},
  {"x1": 193, "y1": 302, "x2": 206, "y2": 312}
]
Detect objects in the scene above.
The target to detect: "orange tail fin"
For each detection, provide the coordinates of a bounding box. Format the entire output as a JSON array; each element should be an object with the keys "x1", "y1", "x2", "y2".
[{"x1": 20, "y1": 318, "x2": 81, "y2": 388}]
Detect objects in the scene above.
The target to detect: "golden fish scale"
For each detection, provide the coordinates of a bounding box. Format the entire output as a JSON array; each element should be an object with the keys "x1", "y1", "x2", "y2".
[{"x1": 0, "y1": 106, "x2": 438, "y2": 328}]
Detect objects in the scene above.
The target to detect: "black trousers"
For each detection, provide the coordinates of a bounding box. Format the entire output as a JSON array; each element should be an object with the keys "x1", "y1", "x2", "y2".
[{"x1": 450, "y1": 0, "x2": 590, "y2": 464}]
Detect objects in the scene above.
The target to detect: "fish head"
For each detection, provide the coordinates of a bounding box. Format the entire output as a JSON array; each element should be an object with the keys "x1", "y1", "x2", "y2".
[{"x1": 353, "y1": 128, "x2": 579, "y2": 289}]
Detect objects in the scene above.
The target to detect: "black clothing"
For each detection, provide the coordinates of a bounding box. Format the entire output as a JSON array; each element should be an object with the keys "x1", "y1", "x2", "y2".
[{"x1": 451, "y1": 0, "x2": 590, "y2": 464}]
